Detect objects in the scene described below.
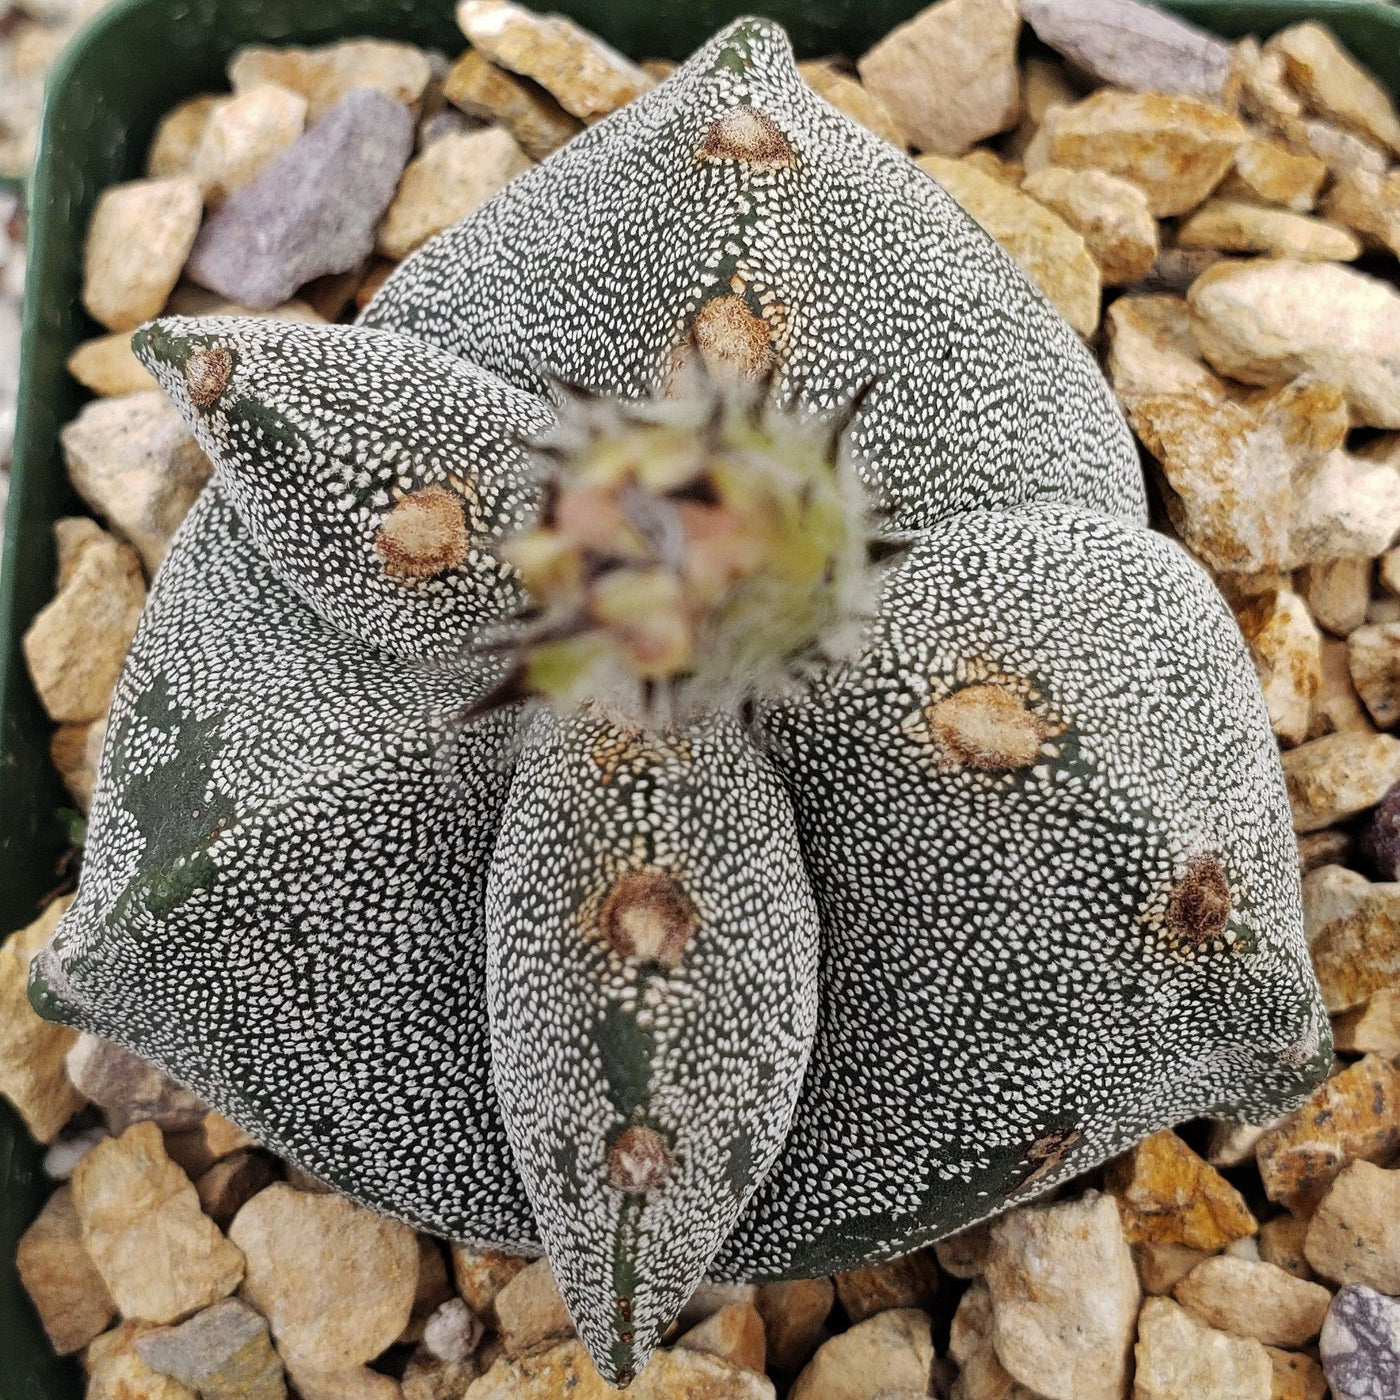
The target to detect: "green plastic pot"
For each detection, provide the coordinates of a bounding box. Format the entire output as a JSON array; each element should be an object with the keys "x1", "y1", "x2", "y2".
[{"x1": 2, "y1": 1, "x2": 1398, "y2": 1393}]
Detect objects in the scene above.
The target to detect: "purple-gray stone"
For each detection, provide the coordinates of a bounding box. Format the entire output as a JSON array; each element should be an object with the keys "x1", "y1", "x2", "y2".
[
  {"x1": 1021, "y1": 0, "x2": 1234, "y2": 101},
  {"x1": 186, "y1": 88, "x2": 413, "y2": 310},
  {"x1": 1362, "y1": 781, "x2": 1400, "y2": 880},
  {"x1": 1321, "y1": 1284, "x2": 1400, "y2": 1400}
]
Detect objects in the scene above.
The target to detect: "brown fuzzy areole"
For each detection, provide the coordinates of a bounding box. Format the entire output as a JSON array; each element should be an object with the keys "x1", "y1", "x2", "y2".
[
  {"x1": 375, "y1": 485, "x2": 470, "y2": 581},
  {"x1": 696, "y1": 105, "x2": 797, "y2": 169},
  {"x1": 1166, "y1": 856, "x2": 1233, "y2": 945},
  {"x1": 599, "y1": 870, "x2": 698, "y2": 968},
  {"x1": 606, "y1": 1126, "x2": 675, "y2": 1193},
  {"x1": 689, "y1": 295, "x2": 775, "y2": 383},
  {"x1": 926, "y1": 682, "x2": 1050, "y2": 771},
  {"x1": 183, "y1": 345, "x2": 234, "y2": 408}
]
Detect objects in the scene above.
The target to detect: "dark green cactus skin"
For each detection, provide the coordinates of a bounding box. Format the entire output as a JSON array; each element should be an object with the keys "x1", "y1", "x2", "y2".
[{"x1": 31, "y1": 17, "x2": 1330, "y2": 1386}]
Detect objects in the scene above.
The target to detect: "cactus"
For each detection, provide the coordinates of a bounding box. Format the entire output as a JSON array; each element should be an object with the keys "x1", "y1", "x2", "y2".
[{"x1": 32, "y1": 18, "x2": 1329, "y2": 1386}]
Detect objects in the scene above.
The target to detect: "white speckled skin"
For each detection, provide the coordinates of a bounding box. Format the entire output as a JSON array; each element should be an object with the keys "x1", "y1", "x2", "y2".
[{"x1": 33, "y1": 17, "x2": 1329, "y2": 1386}]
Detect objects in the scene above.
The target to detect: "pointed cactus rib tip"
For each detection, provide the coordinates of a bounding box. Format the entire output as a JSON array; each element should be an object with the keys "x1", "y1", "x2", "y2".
[{"x1": 495, "y1": 374, "x2": 890, "y2": 726}]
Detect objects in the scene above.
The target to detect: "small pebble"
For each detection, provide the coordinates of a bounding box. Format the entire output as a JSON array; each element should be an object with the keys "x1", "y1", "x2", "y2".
[
  {"x1": 1133, "y1": 1297, "x2": 1272, "y2": 1400},
  {"x1": 60, "y1": 390, "x2": 212, "y2": 575},
  {"x1": 456, "y1": 0, "x2": 653, "y2": 124},
  {"x1": 1019, "y1": 164, "x2": 1158, "y2": 285},
  {"x1": 1304, "y1": 1160, "x2": 1400, "y2": 1293},
  {"x1": 229, "y1": 39, "x2": 431, "y2": 123},
  {"x1": 1171, "y1": 1255, "x2": 1331, "y2": 1346},
  {"x1": 15, "y1": 1184, "x2": 117, "y2": 1355},
  {"x1": 135, "y1": 1298, "x2": 286, "y2": 1400},
  {"x1": 1255, "y1": 1054, "x2": 1400, "y2": 1211},
  {"x1": 1301, "y1": 864, "x2": 1400, "y2": 1012},
  {"x1": 493, "y1": 1257, "x2": 575, "y2": 1355},
  {"x1": 1320, "y1": 1284, "x2": 1400, "y2": 1400},
  {"x1": 441, "y1": 49, "x2": 581, "y2": 161},
  {"x1": 82, "y1": 176, "x2": 202, "y2": 331},
  {"x1": 22, "y1": 522, "x2": 145, "y2": 724},
  {"x1": 0, "y1": 895, "x2": 82, "y2": 1143},
  {"x1": 857, "y1": 0, "x2": 1021, "y2": 156},
  {"x1": 789, "y1": 1309, "x2": 933, "y2": 1400},
  {"x1": 71, "y1": 1121, "x2": 245, "y2": 1324},
  {"x1": 192, "y1": 84, "x2": 307, "y2": 207},
  {"x1": 187, "y1": 89, "x2": 413, "y2": 310},
  {"x1": 65, "y1": 1034, "x2": 208, "y2": 1133},
  {"x1": 676, "y1": 1301, "x2": 767, "y2": 1373},
  {"x1": 1282, "y1": 732, "x2": 1400, "y2": 832},
  {"x1": 1176, "y1": 197, "x2": 1362, "y2": 260}
]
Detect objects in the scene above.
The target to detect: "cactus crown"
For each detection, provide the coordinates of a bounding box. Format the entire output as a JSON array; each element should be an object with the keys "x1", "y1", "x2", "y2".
[
  {"x1": 32, "y1": 16, "x2": 1330, "y2": 1388},
  {"x1": 496, "y1": 378, "x2": 886, "y2": 726}
]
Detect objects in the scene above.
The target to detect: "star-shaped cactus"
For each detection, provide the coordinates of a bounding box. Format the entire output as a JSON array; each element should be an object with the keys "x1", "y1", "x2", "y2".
[{"x1": 33, "y1": 17, "x2": 1329, "y2": 1385}]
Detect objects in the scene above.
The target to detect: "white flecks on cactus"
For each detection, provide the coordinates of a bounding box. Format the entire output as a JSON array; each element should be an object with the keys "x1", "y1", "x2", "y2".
[{"x1": 31, "y1": 16, "x2": 1329, "y2": 1389}]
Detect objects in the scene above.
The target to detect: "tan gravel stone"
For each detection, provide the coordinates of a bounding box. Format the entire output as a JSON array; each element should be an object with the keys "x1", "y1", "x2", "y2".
[
  {"x1": 1026, "y1": 89, "x2": 1244, "y2": 216},
  {"x1": 1303, "y1": 865, "x2": 1400, "y2": 1013},
  {"x1": 147, "y1": 95, "x2": 224, "y2": 178},
  {"x1": 1266, "y1": 1347, "x2": 1326, "y2": 1400},
  {"x1": 1267, "y1": 23, "x2": 1400, "y2": 157},
  {"x1": 16, "y1": 1185, "x2": 117, "y2": 1354},
  {"x1": 1020, "y1": 165, "x2": 1157, "y2": 284},
  {"x1": 1221, "y1": 137, "x2": 1326, "y2": 211},
  {"x1": 1104, "y1": 294, "x2": 1224, "y2": 404},
  {"x1": 399, "y1": 1242, "x2": 456, "y2": 1349},
  {"x1": 1332, "y1": 985, "x2": 1400, "y2": 1058},
  {"x1": 229, "y1": 39, "x2": 431, "y2": 123},
  {"x1": 798, "y1": 62, "x2": 904, "y2": 148},
  {"x1": 982, "y1": 1192, "x2": 1138, "y2": 1400},
  {"x1": 281, "y1": 1355, "x2": 402, "y2": 1400},
  {"x1": 1322, "y1": 167, "x2": 1400, "y2": 260},
  {"x1": 676, "y1": 1302, "x2": 766, "y2": 1372},
  {"x1": 87, "y1": 1322, "x2": 199, "y2": 1400},
  {"x1": 1258, "y1": 1213, "x2": 1315, "y2": 1280},
  {"x1": 753, "y1": 1277, "x2": 832, "y2": 1374},
  {"x1": 789, "y1": 1309, "x2": 933, "y2": 1400},
  {"x1": 947, "y1": 1281, "x2": 1040, "y2": 1400},
  {"x1": 1308, "y1": 639, "x2": 1372, "y2": 740},
  {"x1": 1282, "y1": 732, "x2": 1400, "y2": 832},
  {"x1": 72, "y1": 1121, "x2": 244, "y2": 1323},
  {"x1": 68, "y1": 332, "x2": 161, "y2": 396},
  {"x1": 1349, "y1": 622, "x2": 1400, "y2": 727},
  {"x1": 1235, "y1": 588, "x2": 1321, "y2": 745},
  {"x1": 228, "y1": 1183, "x2": 418, "y2": 1370},
  {"x1": 456, "y1": 0, "x2": 653, "y2": 123},
  {"x1": 449, "y1": 1245, "x2": 528, "y2": 1326},
  {"x1": 65, "y1": 1034, "x2": 207, "y2": 1133},
  {"x1": 933, "y1": 1220, "x2": 993, "y2": 1279},
  {"x1": 834, "y1": 1248, "x2": 940, "y2": 1324},
  {"x1": 442, "y1": 49, "x2": 581, "y2": 161},
  {"x1": 1256, "y1": 1054, "x2": 1400, "y2": 1212},
  {"x1": 472, "y1": 1341, "x2": 775, "y2": 1397},
  {"x1": 61, "y1": 390, "x2": 212, "y2": 574},
  {"x1": 1006, "y1": 55, "x2": 1078, "y2": 161},
  {"x1": 0, "y1": 895, "x2": 82, "y2": 1143},
  {"x1": 83, "y1": 177, "x2": 202, "y2": 332},
  {"x1": 918, "y1": 155, "x2": 1098, "y2": 335},
  {"x1": 1385, "y1": 549, "x2": 1400, "y2": 598},
  {"x1": 1135, "y1": 1242, "x2": 1211, "y2": 1295},
  {"x1": 193, "y1": 84, "x2": 307, "y2": 206},
  {"x1": 1291, "y1": 447, "x2": 1400, "y2": 571},
  {"x1": 195, "y1": 1151, "x2": 280, "y2": 1229},
  {"x1": 1107, "y1": 1130, "x2": 1257, "y2": 1250},
  {"x1": 403, "y1": 1348, "x2": 479, "y2": 1400},
  {"x1": 857, "y1": 0, "x2": 1020, "y2": 156},
  {"x1": 1297, "y1": 828, "x2": 1354, "y2": 874},
  {"x1": 1177, "y1": 198, "x2": 1361, "y2": 261},
  {"x1": 1130, "y1": 378, "x2": 1345, "y2": 575},
  {"x1": 136, "y1": 1298, "x2": 286, "y2": 1400},
  {"x1": 1207, "y1": 1121, "x2": 1267, "y2": 1169},
  {"x1": 376, "y1": 127, "x2": 530, "y2": 259},
  {"x1": 493, "y1": 1257, "x2": 574, "y2": 1355},
  {"x1": 1172, "y1": 1256, "x2": 1331, "y2": 1346},
  {"x1": 1133, "y1": 1297, "x2": 1272, "y2": 1400},
  {"x1": 1284, "y1": 115, "x2": 1390, "y2": 177},
  {"x1": 671, "y1": 1282, "x2": 759, "y2": 1334},
  {"x1": 1304, "y1": 1160, "x2": 1400, "y2": 1292},
  {"x1": 1188, "y1": 259, "x2": 1400, "y2": 429},
  {"x1": 1299, "y1": 557, "x2": 1370, "y2": 638},
  {"x1": 1234, "y1": 37, "x2": 1304, "y2": 127},
  {"x1": 23, "y1": 523, "x2": 144, "y2": 724}
]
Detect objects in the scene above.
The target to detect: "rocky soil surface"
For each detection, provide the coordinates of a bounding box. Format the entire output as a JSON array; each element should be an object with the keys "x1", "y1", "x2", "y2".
[{"x1": 5, "y1": 1, "x2": 1400, "y2": 1397}]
